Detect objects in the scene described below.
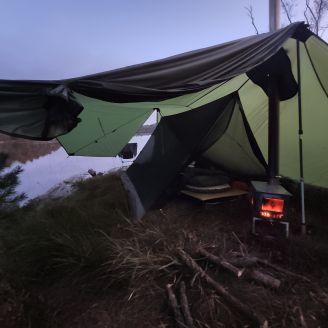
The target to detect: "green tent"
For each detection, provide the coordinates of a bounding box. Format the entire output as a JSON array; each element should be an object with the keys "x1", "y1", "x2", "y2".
[{"x1": 0, "y1": 22, "x2": 327, "y2": 210}]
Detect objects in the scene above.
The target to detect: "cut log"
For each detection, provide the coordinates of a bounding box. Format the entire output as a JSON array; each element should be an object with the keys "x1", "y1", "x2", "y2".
[
  {"x1": 256, "y1": 258, "x2": 311, "y2": 283},
  {"x1": 310, "y1": 289, "x2": 328, "y2": 306},
  {"x1": 247, "y1": 269, "x2": 281, "y2": 289},
  {"x1": 232, "y1": 255, "x2": 311, "y2": 283},
  {"x1": 177, "y1": 248, "x2": 267, "y2": 327},
  {"x1": 179, "y1": 281, "x2": 194, "y2": 328},
  {"x1": 166, "y1": 283, "x2": 185, "y2": 328},
  {"x1": 229, "y1": 257, "x2": 258, "y2": 268},
  {"x1": 198, "y1": 248, "x2": 279, "y2": 288},
  {"x1": 198, "y1": 246, "x2": 245, "y2": 278}
]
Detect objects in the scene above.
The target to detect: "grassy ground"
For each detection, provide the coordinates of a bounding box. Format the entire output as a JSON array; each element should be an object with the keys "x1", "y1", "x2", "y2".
[{"x1": 0, "y1": 172, "x2": 327, "y2": 327}]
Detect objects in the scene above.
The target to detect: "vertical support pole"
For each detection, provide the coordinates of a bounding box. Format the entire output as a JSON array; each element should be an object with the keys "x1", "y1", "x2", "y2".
[
  {"x1": 269, "y1": 0, "x2": 281, "y2": 32},
  {"x1": 268, "y1": 75, "x2": 280, "y2": 184},
  {"x1": 296, "y1": 40, "x2": 306, "y2": 235}
]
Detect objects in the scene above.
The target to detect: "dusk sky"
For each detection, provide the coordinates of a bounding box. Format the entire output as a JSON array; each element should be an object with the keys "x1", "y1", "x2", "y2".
[{"x1": 0, "y1": 0, "x2": 305, "y2": 80}]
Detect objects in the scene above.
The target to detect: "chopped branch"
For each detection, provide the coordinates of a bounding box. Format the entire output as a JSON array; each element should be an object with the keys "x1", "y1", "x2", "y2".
[
  {"x1": 197, "y1": 246, "x2": 245, "y2": 278},
  {"x1": 179, "y1": 281, "x2": 194, "y2": 328},
  {"x1": 166, "y1": 283, "x2": 185, "y2": 328},
  {"x1": 177, "y1": 248, "x2": 267, "y2": 326}
]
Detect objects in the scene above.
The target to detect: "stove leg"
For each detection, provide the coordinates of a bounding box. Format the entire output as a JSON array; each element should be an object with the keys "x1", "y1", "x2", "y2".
[
  {"x1": 252, "y1": 217, "x2": 257, "y2": 235},
  {"x1": 282, "y1": 221, "x2": 289, "y2": 238}
]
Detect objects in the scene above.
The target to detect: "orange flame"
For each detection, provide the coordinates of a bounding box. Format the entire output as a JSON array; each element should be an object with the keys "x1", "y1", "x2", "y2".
[{"x1": 260, "y1": 198, "x2": 284, "y2": 219}]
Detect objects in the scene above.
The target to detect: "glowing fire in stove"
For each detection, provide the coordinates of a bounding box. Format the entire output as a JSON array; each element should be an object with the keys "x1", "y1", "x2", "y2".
[{"x1": 260, "y1": 198, "x2": 284, "y2": 219}]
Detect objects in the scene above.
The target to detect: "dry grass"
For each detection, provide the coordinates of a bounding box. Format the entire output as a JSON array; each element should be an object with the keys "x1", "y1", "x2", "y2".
[{"x1": 0, "y1": 172, "x2": 327, "y2": 327}]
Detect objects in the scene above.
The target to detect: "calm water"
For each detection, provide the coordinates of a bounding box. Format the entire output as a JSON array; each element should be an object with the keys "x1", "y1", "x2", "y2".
[{"x1": 4, "y1": 135, "x2": 149, "y2": 201}]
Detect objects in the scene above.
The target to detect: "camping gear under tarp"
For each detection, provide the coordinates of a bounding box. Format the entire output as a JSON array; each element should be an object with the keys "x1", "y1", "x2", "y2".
[
  {"x1": 123, "y1": 93, "x2": 267, "y2": 218},
  {"x1": 1, "y1": 22, "x2": 328, "y2": 209}
]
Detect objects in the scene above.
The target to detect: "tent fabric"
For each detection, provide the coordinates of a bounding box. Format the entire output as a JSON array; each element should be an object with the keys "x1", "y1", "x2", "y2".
[
  {"x1": 57, "y1": 93, "x2": 153, "y2": 156},
  {"x1": 277, "y1": 37, "x2": 328, "y2": 187},
  {"x1": 69, "y1": 22, "x2": 306, "y2": 102},
  {"x1": 125, "y1": 93, "x2": 266, "y2": 218},
  {"x1": 303, "y1": 36, "x2": 328, "y2": 97},
  {"x1": 202, "y1": 99, "x2": 267, "y2": 178},
  {"x1": 0, "y1": 23, "x2": 308, "y2": 145},
  {"x1": 246, "y1": 48, "x2": 298, "y2": 101},
  {"x1": 2, "y1": 21, "x2": 328, "y2": 194},
  {"x1": 0, "y1": 83, "x2": 82, "y2": 140},
  {"x1": 0, "y1": 22, "x2": 309, "y2": 141},
  {"x1": 0, "y1": 23, "x2": 308, "y2": 144}
]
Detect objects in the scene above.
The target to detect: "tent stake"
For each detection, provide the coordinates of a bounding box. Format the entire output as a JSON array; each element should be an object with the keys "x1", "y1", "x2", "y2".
[{"x1": 297, "y1": 40, "x2": 306, "y2": 235}]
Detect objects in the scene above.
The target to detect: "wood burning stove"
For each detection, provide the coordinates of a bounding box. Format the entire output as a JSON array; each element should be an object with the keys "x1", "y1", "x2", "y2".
[{"x1": 251, "y1": 181, "x2": 292, "y2": 237}]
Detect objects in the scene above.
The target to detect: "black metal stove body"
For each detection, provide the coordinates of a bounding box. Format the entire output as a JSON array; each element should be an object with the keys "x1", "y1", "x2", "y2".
[{"x1": 251, "y1": 181, "x2": 292, "y2": 237}]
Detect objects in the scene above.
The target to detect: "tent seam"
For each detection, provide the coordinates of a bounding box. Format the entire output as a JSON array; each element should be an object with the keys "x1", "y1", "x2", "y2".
[{"x1": 185, "y1": 78, "x2": 233, "y2": 107}]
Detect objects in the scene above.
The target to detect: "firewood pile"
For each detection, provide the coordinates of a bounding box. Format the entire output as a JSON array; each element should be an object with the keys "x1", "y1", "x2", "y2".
[{"x1": 166, "y1": 236, "x2": 328, "y2": 328}]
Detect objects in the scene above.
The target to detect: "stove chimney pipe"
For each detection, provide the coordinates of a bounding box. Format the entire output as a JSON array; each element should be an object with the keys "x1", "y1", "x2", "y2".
[
  {"x1": 269, "y1": 0, "x2": 281, "y2": 32},
  {"x1": 268, "y1": 0, "x2": 281, "y2": 184}
]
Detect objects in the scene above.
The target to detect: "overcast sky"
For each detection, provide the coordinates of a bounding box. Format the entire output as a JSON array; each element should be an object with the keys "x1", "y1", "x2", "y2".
[{"x1": 0, "y1": 0, "x2": 307, "y2": 80}]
